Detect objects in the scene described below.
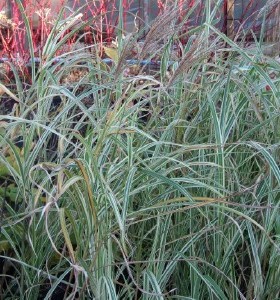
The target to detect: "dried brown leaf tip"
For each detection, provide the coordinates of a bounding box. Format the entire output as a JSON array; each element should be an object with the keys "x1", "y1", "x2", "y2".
[
  {"x1": 167, "y1": 37, "x2": 201, "y2": 87},
  {"x1": 139, "y1": 7, "x2": 181, "y2": 60},
  {"x1": 167, "y1": 35, "x2": 220, "y2": 88},
  {"x1": 113, "y1": 34, "x2": 142, "y2": 78}
]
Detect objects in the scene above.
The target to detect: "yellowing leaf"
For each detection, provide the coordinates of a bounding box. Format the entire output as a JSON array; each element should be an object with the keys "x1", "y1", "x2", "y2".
[
  {"x1": 0, "y1": 240, "x2": 10, "y2": 252},
  {"x1": 0, "y1": 147, "x2": 22, "y2": 177},
  {"x1": 59, "y1": 208, "x2": 76, "y2": 262},
  {"x1": 0, "y1": 83, "x2": 19, "y2": 102},
  {"x1": 103, "y1": 46, "x2": 118, "y2": 64}
]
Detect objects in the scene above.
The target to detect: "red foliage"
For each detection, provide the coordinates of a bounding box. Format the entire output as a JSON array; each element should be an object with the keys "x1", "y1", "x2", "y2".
[{"x1": 0, "y1": 0, "x2": 276, "y2": 65}]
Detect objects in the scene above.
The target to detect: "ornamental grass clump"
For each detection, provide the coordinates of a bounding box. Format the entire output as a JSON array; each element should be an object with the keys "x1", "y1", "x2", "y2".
[{"x1": 0, "y1": 1, "x2": 280, "y2": 299}]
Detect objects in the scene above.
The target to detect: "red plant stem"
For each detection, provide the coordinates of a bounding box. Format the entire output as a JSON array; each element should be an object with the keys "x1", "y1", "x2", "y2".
[
  {"x1": 223, "y1": 0, "x2": 228, "y2": 35},
  {"x1": 157, "y1": 0, "x2": 164, "y2": 11},
  {"x1": 0, "y1": 0, "x2": 276, "y2": 67}
]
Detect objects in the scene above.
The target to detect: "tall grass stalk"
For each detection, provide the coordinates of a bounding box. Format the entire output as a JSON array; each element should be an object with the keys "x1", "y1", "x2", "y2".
[{"x1": 0, "y1": 1, "x2": 280, "y2": 299}]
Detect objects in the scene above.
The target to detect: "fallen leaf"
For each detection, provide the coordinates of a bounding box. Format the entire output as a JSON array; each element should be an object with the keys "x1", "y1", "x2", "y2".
[{"x1": 103, "y1": 46, "x2": 118, "y2": 64}]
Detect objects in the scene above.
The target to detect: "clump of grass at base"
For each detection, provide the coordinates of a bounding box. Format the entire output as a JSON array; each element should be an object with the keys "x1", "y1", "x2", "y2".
[{"x1": 0, "y1": 1, "x2": 280, "y2": 299}]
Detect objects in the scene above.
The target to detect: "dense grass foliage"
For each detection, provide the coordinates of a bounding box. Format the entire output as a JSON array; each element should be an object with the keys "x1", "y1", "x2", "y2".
[{"x1": 1, "y1": 4, "x2": 280, "y2": 300}]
